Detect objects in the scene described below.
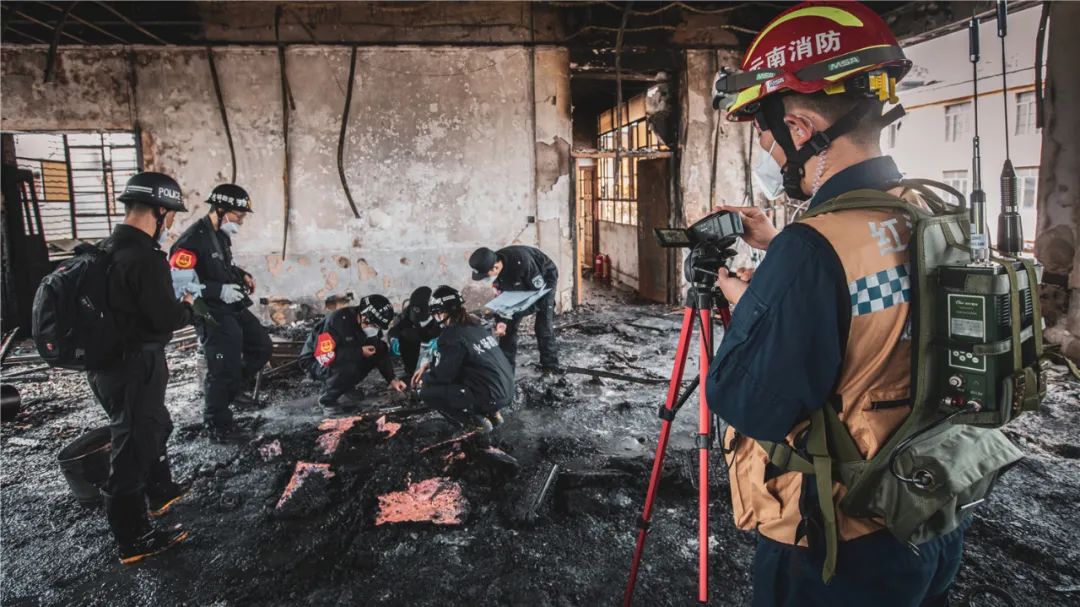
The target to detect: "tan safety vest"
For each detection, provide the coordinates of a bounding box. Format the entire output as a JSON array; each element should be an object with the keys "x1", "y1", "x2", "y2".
[{"x1": 725, "y1": 187, "x2": 923, "y2": 546}]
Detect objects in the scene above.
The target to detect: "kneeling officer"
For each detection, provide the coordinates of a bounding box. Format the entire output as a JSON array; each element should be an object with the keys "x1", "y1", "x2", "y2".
[
  {"x1": 300, "y1": 295, "x2": 408, "y2": 416},
  {"x1": 418, "y1": 286, "x2": 513, "y2": 433}
]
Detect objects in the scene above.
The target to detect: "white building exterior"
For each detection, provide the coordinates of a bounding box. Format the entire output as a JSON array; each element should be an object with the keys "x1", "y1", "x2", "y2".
[{"x1": 887, "y1": 5, "x2": 1044, "y2": 246}]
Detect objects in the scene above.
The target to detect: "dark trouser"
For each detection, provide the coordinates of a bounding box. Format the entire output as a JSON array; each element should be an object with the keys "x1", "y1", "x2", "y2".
[
  {"x1": 197, "y1": 307, "x2": 272, "y2": 428},
  {"x1": 419, "y1": 383, "x2": 500, "y2": 419},
  {"x1": 87, "y1": 347, "x2": 173, "y2": 500},
  {"x1": 396, "y1": 329, "x2": 425, "y2": 376},
  {"x1": 500, "y1": 289, "x2": 558, "y2": 368},
  {"x1": 751, "y1": 527, "x2": 966, "y2": 607},
  {"x1": 318, "y1": 348, "x2": 390, "y2": 408}
]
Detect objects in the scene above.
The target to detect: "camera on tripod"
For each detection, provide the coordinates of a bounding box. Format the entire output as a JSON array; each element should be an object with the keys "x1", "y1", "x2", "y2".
[{"x1": 654, "y1": 210, "x2": 744, "y2": 285}]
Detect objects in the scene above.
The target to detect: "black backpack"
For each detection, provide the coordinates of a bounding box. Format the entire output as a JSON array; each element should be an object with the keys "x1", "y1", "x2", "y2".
[{"x1": 32, "y1": 242, "x2": 124, "y2": 371}]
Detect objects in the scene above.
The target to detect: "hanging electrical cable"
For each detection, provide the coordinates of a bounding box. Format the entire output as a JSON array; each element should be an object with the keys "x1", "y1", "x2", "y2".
[
  {"x1": 206, "y1": 47, "x2": 237, "y2": 184},
  {"x1": 337, "y1": 46, "x2": 362, "y2": 220},
  {"x1": 275, "y1": 5, "x2": 293, "y2": 259}
]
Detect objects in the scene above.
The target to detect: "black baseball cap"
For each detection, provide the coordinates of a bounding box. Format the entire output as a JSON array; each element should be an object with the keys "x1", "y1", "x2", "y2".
[{"x1": 469, "y1": 247, "x2": 498, "y2": 281}]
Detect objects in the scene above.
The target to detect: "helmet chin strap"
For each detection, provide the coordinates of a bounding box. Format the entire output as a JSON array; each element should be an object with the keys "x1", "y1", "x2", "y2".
[
  {"x1": 152, "y1": 207, "x2": 167, "y2": 241},
  {"x1": 759, "y1": 95, "x2": 904, "y2": 201}
]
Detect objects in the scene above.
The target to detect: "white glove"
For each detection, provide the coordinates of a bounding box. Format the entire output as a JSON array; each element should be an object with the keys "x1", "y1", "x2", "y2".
[
  {"x1": 171, "y1": 269, "x2": 197, "y2": 299},
  {"x1": 220, "y1": 283, "x2": 245, "y2": 304}
]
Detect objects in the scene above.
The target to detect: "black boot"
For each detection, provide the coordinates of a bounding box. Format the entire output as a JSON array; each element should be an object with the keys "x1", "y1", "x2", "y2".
[
  {"x1": 147, "y1": 480, "x2": 192, "y2": 518},
  {"x1": 104, "y1": 491, "x2": 189, "y2": 565},
  {"x1": 232, "y1": 392, "x2": 266, "y2": 410}
]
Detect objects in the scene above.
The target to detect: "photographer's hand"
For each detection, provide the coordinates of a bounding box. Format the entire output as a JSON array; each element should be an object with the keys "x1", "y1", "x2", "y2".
[
  {"x1": 716, "y1": 267, "x2": 749, "y2": 306},
  {"x1": 715, "y1": 205, "x2": 778, "y2": 250}
]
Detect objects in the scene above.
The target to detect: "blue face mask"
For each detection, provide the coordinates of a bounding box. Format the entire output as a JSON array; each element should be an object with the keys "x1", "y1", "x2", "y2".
[{"x1": 220, "y1": 220, "x2": 241, "y2": 236}]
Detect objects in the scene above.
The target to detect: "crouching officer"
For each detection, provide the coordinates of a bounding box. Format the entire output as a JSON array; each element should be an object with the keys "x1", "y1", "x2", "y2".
[
  {"x1": 417, "y1": 286, "x2": 513, "y2": 433},
  {"x1": 170, "y1": 184, "x2": 272, "y2": 441},
  {"x1": 387, "y1": 286, "x2": 443, "y2": 377},
  {"x1": 468, "y1": 245, "x2": 560, "y2": 373},
  {"x1": 705, "y1": 3, "x2": 965, "y2": 605},
  {"x1": 92, "y1": 172, "x2": 194, "y2": 563},
  {"x1": 299, "y1": 295, "x2": 408, "y2": 416}
]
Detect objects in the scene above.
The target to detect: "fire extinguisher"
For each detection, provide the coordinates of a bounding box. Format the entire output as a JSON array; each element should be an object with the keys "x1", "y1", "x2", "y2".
[
  {"x1": 593, "y1": 253, "x2": 606, "y2": 281},
  {"x1": 602, "y1": 254, "x2": 612, "y2": 282}
]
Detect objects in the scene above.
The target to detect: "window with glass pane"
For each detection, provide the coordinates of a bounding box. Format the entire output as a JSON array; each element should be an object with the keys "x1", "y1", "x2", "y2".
[
  {"x1": 1016, "y1": 167, "x2": 1038, "y2": 209},
  {"x1": 1015, "y1": 91, "x2": 1037, "y2": 136},
  {"x1": 942, "y1": 170, "x2": 969, "y2": 200},
  {"x1": 595, "y1": 94, "x2": 669, "y2": 227},
  {"x1": 14, "y1": 131, "x2": 140, "y2": 257},
  {"x1": 944, "y1": 103, "x2": 970, "y2": 143}
]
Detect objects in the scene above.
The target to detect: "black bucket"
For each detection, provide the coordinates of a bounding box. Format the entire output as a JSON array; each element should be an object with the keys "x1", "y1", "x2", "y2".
[
  {"x1": 57, "y1": 427, "x2": 111, "y2": 506},
  {"x1": 0, "y1": 384, "x2": 20, "y2": 421}
]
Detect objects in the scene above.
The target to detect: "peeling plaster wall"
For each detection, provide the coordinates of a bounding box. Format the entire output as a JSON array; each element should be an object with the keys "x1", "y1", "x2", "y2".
[
  {"x1": 532, "y1": 47, "x2": 574, "y2": 311},
  {"x1": 1, "y1": 45, "x2": 574, "y2": 316},
  {"x1": 1036, "y1": 1, "x2": 1080, "y2": 360}
]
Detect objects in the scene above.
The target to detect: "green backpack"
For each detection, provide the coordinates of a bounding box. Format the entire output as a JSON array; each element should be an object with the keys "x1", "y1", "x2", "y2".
[{"x1": 757, "y1": 179, "x2": 1044, "y2": 582}]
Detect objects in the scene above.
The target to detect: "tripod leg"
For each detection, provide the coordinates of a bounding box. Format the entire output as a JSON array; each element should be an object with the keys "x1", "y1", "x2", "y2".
[
  {"x1": 697, "y1": 308, "x2": 715, "y2": 605},
  {"x1": 624, "y1": 306, "x2": 697, "y2": 607}
]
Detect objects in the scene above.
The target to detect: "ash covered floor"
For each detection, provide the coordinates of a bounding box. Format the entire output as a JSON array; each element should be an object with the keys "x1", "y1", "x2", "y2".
[{"x1": 3, "y1": 289, "x2": 1080, "y2": 606}]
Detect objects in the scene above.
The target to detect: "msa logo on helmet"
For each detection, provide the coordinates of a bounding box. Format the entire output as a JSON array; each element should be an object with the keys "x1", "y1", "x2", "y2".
[
  {"x1": 169, "y1": 248, "x2": 198, "y2": 270},
  {"x1": 157, "y1": 187, "x2": 181, "y2": 202},
  {"x1": 315, "y1": 332, "x2": 336, "y2": 366},
  {"x1": 827, "y1": 56, "x2": 861, "y2": 72}
]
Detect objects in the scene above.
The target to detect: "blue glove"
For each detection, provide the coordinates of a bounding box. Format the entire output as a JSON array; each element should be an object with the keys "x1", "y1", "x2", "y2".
[
  {"x1": 171, "y1": 269, "x2": 206, "y2": 299},
  {"x1": 220, "y1": 283, "x2": 245, "y2": 304},
  {"x1": 389, "y1": 337, "x2": 401, "y2": 357}
]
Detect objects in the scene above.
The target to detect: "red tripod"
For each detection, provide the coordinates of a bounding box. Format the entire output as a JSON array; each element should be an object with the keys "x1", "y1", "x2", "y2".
[{"x1": 624, "y1": 284, "x2": 731, "y2": 606}]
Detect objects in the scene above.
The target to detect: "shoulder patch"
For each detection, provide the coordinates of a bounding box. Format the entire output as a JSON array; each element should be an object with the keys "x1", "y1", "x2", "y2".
[
  {"x1": 169, "y1": 248, "x2": 198, "y2": 270},
  {"x1": 315, "y1": 332, "x2": 337, "y2": 367}
]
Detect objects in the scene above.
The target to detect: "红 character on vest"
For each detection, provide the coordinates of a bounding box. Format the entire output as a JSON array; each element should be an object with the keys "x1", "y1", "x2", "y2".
[
  {"x1": 705, "y1": 3, "x2": 969, "y2": 605},
  {"x1": 170, "y1": 184, "x2": 273, "y2": 442},
  {"x1": 299, "y1": 295, "x2": 408, "y2": 416},
  {"x1": 91, "y1": 172, "x2": 194, "y2": 564},
  {"x1": 417, "y1": 286, "x2": 513, "y2": 433},
  {"x1": 468, "y1": 245, "x2": 560, "y2": 373},
  {"x1": 387, "y1": 286, "x2": 443, "y2": 377}
]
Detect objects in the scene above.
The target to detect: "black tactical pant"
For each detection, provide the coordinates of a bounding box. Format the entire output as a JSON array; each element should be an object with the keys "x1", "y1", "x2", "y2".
[
  {"x1": 87, "y1": 347, "x2": 174, "y2": 499},
  {"x1": 500, "y1": 289, "x2": 558, "y2": 368},
  {"x1": 316, "y1": 344, "x2": 391, "y2": 408},
  {"x1": 419, "y1": 383, "x2": 500, "y2": 417},
  {"x1": 197, "y1": 307, "x2": 272, "y2": 428},
  {"x1": 395, "y1": 328, "x2": 425, "y2": 376}
]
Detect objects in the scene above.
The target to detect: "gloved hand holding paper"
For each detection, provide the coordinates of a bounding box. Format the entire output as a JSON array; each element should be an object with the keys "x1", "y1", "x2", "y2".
[{"x1": 484, "y1": 288, "x2": 551, "y2": 317}]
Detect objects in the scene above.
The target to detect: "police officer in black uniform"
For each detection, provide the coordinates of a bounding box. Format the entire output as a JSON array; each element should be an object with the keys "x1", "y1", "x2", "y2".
[
  {"x1": 468, "y1": 245, "x2": 560, "y2": 372},
  {"x1": 387, "y1": 286, "x2": 443, "y2": 377},
  {"x1": 299, "y1": 295, "x2": 408, "y2": 416},
  {"x1": 418, "y1": 286, "x2": 514, "y2": 433},
  {"x1": 91, "y1": 172, "x2": 194, "y2": 564},
  {"x1": 170, "y1": 184, "x2": 272, "y2": 440}
]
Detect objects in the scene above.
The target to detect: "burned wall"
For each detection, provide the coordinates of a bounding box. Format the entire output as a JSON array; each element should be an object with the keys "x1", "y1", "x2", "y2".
[{"x1": 1, "y1": 45, "x2": 573, "y2": 315}]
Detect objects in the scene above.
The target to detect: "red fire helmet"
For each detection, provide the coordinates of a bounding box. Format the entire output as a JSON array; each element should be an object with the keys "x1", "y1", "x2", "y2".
[{"x1": 715, "y1": 1, "x2": 912, "y2": 121}]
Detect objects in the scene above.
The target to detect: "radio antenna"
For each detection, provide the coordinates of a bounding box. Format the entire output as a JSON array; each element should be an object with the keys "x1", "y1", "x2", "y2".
[
  {"x1": 995, "y1": 0, "x2": 1023, "y2": 255},
  {"x1": 968, "y1": 13, "x2": 990, "y2": 264}
]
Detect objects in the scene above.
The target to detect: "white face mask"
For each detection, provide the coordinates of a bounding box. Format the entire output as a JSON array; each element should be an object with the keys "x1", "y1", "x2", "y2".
[
  {"x1": 481, "y1": 275, "x2": 496, "y2": 285},
  {"x1": 752, "y1": 141, "x2": 785, "y2": 201},
  {"x1": 362, "y1": 326, "x2": 379, "y2": 338},
  {"x1": 156, "y1": 225, "x2": 170, "y2": 247},
  {"x1": 220, "y1": 220, "x2": 241, "y2": 236}
]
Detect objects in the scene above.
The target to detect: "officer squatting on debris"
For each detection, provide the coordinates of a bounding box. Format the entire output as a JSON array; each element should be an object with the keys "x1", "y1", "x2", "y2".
[{"x1": 5, "y1": 1, "x2": 1080, "y2": 605}]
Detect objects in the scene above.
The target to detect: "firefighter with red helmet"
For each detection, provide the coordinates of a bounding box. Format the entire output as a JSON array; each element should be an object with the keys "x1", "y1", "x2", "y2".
[{"x1": 704, "y1": 3, "x2": 966, "y2": 605}]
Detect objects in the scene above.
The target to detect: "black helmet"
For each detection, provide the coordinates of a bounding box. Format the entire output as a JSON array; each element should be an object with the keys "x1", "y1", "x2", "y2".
[
  {"x1": 206, "y1": 183, "x2": 254, "y2": 213},
  {"x1": 469, "y1": 247, "x2": 498, "y2": 281},
  {"x1": 429, "y1": 285, "x2": 464, "y2": 315},
  {"x1": 117, "y1": 172, "x2": 186, "y2": 212},
  {"x1": 407, "y1": 286, "x2": 432, "y2": 324},
  {"x1": 357, "y1": 294, "x2": 394, "y2": 330}
]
